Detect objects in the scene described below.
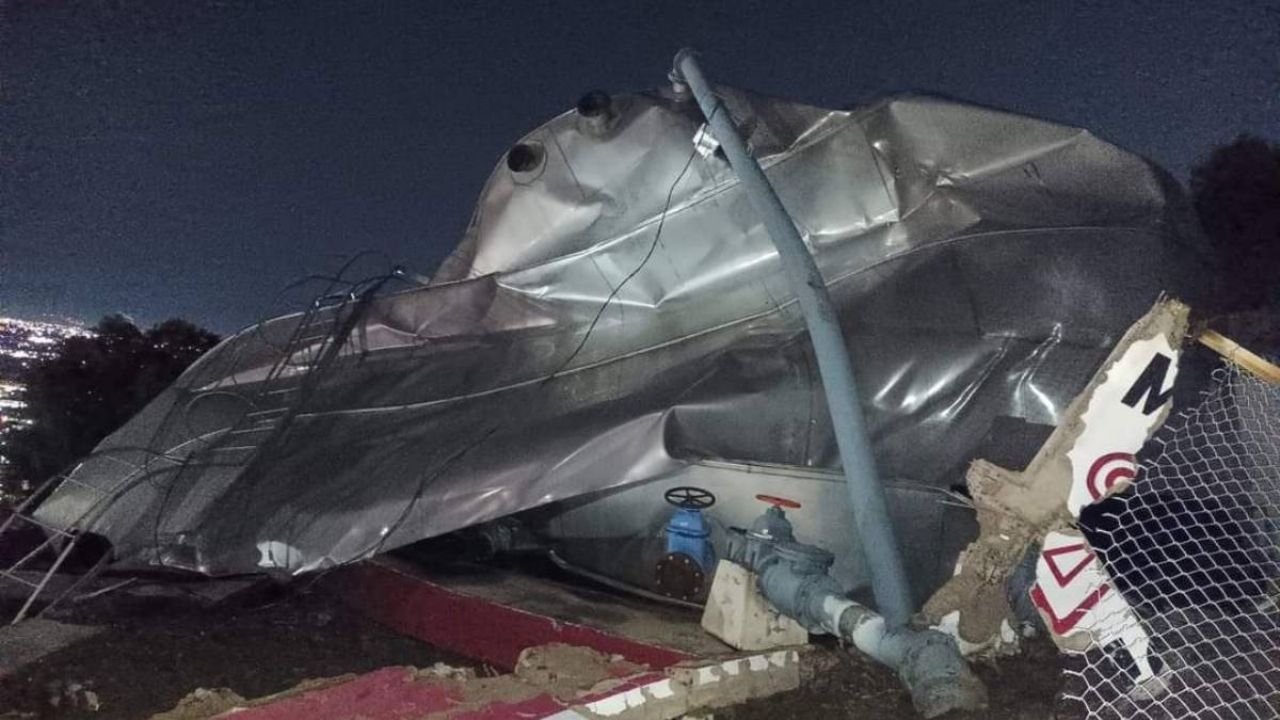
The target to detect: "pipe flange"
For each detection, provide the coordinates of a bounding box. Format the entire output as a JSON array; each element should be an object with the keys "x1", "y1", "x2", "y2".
[{"x1": 655, "y1": 552, "x2": 706, "y2": 602}]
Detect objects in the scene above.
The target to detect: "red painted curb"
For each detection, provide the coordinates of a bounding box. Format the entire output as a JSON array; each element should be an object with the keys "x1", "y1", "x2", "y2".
[
  {"x1": 225, "y1": 667, "x2": 460, "y2": 720},
  {"x1": 447, "y1": 692, "x2": 567, "y2": 720},
  {"x1": 196, "y1": 642, "x2": 799, "y2": 719},
  {"x1": 332, "y1": 561, "x2": 692, "y2": 671}
]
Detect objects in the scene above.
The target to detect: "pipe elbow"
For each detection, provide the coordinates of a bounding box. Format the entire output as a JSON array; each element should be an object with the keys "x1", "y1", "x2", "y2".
[{"x1": 889, "y1": 628, "x2": 989, "y2": 718}]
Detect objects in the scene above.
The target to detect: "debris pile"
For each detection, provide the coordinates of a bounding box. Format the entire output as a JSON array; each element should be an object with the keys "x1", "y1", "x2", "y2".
[{"x1": 148, "y1": 644, "x2": 800, "y2": 720}]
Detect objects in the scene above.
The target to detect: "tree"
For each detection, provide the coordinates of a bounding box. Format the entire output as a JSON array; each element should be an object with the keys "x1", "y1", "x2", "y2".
[
  {"x1": 4, "y1": 316, "x2": 220, "y2": 494},
  {"x1": 1190, "y1": 134, "x2": 1280, "y2": 310}
]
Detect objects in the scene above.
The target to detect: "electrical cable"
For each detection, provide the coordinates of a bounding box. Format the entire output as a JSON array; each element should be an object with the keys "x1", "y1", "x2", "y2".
[{"x1": 542, "y1": 104, "x2": 718, "y2": 385}]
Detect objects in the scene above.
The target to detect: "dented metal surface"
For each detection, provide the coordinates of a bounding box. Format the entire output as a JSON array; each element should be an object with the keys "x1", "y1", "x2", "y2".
[{"x1": 34, "y1": 85, "x2": 1206, "y2": 584}]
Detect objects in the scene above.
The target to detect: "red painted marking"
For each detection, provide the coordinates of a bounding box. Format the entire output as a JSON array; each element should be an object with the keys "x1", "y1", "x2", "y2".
[
  {"x1": 231, "y1": 668, "x2": 678, "y2": 720},
  {"x1": 331, "y1": 561, "x2": 692, "y2": 671},
  {"x1": 1041, "y1": 543, "x2": 1095, "y2": 587},
  {"x1": 226, "y1": 667, "x2": 461, "y2": 720},
  {"x1": 1030, "y1": 582, "x2": 1111, "y2": 635},
  {"x1": 1086, "y1": 452, "x2": 1136, "y2": 500}
]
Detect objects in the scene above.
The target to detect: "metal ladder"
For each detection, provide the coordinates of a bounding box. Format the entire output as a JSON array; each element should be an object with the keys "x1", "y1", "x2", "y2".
[
  {"x1": 0, "y1": 297, "x2": 356, "y2": 623},
  {"x1": 205, "y1": 306, "x2": 341, "y2": 465},
  {"x1": 0, "y1": 469, "x2": 123, "y2": 623}
]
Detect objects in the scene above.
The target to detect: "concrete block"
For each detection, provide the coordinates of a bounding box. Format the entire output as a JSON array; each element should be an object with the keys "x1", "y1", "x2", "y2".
[
  {"x1": 699, "y1": 561, "x2": 807, "y2": 651},
  {"x1": 568, "y1": 649, "x2": 802, "y2": 720}
]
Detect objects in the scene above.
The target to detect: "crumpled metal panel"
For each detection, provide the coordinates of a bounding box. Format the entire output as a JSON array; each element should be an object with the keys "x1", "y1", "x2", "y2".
[{"x1": 34, "y1": 86, "x2": 1207, "y2": 578}]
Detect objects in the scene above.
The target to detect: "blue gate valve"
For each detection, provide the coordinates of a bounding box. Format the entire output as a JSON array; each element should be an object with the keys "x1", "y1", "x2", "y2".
[{"x1": 655, "y1": 486, "x2": 716, "y2": 601}]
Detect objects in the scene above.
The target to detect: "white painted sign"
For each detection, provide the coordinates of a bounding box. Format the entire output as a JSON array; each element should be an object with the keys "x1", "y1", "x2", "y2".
[
  {"x1": 1031, "y1": 530, "x2": 1158, "y2": 681},
  {"x1": 1065, "y1": 335, "x2": 1179, "y2": 517},
  {"x1": 1032, "y1": 330, "x2": 1180, "y2": 684}
]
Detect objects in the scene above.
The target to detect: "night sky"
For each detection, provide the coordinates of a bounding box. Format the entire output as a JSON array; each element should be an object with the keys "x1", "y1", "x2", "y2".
[{"x1": 3, "y1": 1, "x2": 1277, "y2": 332}]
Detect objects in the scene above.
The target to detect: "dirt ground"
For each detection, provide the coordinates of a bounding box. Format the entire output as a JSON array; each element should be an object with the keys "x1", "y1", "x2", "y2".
[
  {"x1": 0, "y1": 583, "x2": 476, "y2": 719},
  {"x1": 0, "y1": 576, "x2": 1075, "y2": 720},
  {"x1": 722, "y1": 636, "x2": 1075, "y2": 720}
]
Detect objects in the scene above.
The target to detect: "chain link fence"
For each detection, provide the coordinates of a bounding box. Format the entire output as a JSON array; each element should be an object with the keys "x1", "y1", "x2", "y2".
[{"x1": 1068, "y1": 365, "x2": 1280, "y2": 718}]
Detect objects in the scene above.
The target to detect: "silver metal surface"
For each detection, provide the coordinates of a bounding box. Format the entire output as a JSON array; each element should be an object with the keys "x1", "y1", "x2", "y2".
[
  {"x1": 535, "y1": 459, "x2": 971, "y2": 608},
  {"x1": 34, "y1": 83, "x2": 1207, "y2": 606}
]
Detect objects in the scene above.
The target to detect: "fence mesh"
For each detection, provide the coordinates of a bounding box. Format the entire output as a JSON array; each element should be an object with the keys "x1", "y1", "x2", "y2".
[{"x1": 1068, "y1": 365, "x2": 1280, "y2": 718}]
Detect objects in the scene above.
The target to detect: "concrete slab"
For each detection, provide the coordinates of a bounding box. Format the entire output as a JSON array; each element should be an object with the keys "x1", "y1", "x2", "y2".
[{"x1": 0, "y1": 619, "x2": 102, "y2": 678}]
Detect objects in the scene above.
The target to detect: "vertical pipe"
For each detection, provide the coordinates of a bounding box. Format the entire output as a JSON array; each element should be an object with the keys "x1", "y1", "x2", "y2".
[{"x1": 672, "y1": 49, "x2": 913, "y2": 627}]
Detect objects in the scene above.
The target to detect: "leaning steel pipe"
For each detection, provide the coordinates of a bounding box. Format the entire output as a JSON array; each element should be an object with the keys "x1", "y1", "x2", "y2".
[{"x1": 671, "y1": 48, "x2": 913, "y2": 628}]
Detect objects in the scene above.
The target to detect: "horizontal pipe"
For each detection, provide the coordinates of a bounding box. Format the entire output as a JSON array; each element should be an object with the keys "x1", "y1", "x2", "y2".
[{"x1": 756, "y1": 557, "x2": 988, "y2": 718}]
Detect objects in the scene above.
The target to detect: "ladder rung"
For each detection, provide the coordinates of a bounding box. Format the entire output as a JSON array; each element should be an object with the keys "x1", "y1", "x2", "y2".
[
  {"x1": 58, "y1": 474, "x2": 111, "y2": 495},
  {"x1": 0, "y1": 570, "x2": 39, "y2": 589},
  {"x1": 0, "y1": 475, "x2": 69, "y2": 531},
  {"x1": 0, "y1": 514, "x2": 22, "y2": 536},
  {"x1": 4, "y1": 535, "x2": 60, "y2": 573},
  {"x1": 11, "y1": 538, "x2": 79, "y2": 623},
  {"x1": 6, "y1": 514, "x2": 75, "y2": 538},
  {"x1": 229, "y1": 426, "x2": 274, "y2": 436}
]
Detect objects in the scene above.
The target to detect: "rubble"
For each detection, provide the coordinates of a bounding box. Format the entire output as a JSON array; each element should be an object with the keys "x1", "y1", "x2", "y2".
[
  {"x1": 922, "y1": 298, "x2": 1191, "y2": 650},
  {"x1": 146, "y1": 644, "x2": 800, "y2": 720},
  {"x1": 152, "y1": 688, "x2": 249, "y2": 720}
]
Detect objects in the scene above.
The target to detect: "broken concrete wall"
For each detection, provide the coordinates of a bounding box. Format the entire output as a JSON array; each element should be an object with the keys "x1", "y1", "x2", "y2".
[{"x1": 923, "y1": 298, "x2": 1190, "y2": 651}]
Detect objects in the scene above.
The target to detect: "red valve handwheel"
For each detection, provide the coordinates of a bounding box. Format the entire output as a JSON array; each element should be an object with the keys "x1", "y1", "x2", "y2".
[{"x1": 755, "y1": 494, "x2": 801, "y2": 509}]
